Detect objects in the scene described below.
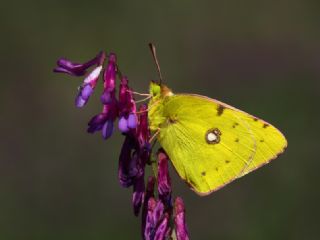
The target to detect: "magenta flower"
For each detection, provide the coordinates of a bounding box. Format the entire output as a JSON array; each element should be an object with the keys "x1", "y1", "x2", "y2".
[
  {"x1": 157, "y1": 149, "x2": 172, "y2": 205},
  {"x1": 54, "y1": 51, "x2": 106, "y2": 108},
  {"x1": 118, "y1": 135, "x2": 139, "y2": 187},
  {"x1": 53, "y1": 51, "x2": 105, "y2": 76},
  {"x1": 154, "y1": 213, "x2": 170, "y2": 240},
  {"x1": 174, "y1": 197, "x2": 190, "y2": 240},
  {"x1": 142, "y1": 176, "x2": 155, "y2": 237},
  {"x1": 133, "y1": 175, "x2": 145, "y2": 216},
  {"x1": 118, "y1": 76, "x2": 137, "y2": 133},
  {"x1": 101, "y1": 53, "x2": 117, "y2": 104},
  {"x1": 87, "y1": 100, "x2": 118, "y2": 139},
  {"x1": 144, "y1": 198, "x2": 168, "y2": 240}
]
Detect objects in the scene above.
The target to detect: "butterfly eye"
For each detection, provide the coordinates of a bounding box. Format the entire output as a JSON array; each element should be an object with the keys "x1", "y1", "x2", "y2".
[{"x1": 205, "y1": 128, "x2": 221, "y2": 144}]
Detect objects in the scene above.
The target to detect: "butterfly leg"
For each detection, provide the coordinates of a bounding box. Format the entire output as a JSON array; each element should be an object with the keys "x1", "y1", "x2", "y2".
[{"x1": 149, "y1": 128, "x2": 160, "y2": 143}]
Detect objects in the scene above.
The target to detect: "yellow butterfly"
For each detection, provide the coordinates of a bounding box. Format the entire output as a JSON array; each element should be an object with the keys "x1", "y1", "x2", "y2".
[
  {"x1": 145, "y1": 43, "x2": 287, "y2": 196},
  {"x1": 148, "y1": 81, "x2": 287, "y2": 196}
]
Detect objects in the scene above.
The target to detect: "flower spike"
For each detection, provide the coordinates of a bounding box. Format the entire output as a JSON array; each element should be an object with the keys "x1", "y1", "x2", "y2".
[{"x1": 55, "y1": 45, "x2": 191, "y2": 240}]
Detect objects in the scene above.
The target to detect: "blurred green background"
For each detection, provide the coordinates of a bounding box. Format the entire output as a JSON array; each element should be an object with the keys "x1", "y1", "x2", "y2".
[{"x1": 1, "y1": 0, "x2": 319, "y2": 239}]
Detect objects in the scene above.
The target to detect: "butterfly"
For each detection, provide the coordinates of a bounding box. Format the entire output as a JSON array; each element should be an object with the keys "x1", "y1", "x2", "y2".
[{"x1": 147, "y1": 81, "x2": 287, "y2": 196}]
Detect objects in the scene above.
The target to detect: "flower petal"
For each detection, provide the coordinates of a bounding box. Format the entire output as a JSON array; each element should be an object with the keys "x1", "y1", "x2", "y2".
[
  {"x1": 100, "y1": 90, "x2": 112, "y2": 104},
  {"x1": 102, "y1": 119, "x2": 114, "y2": 139},
  {"x1": 118, "y1": 116, "x2": 129, "y2": 133},
  {"x1": 81, "y1": 84, "x2": 94, "y2": 100},
  {"x1": 87, "y1": 113, "x2": 108, "y2": 133},
  {"x1": 127, "y1": 113, "x2": 138, "y2": 129}
]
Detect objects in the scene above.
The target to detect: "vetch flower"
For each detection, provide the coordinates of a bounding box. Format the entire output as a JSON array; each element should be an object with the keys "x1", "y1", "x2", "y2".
[
  {"x1": 174, "y1": 197, "x2": 190, "y2": 240},
  {"x1": 55, "y1": 46, "x2": 191, "y2": 240},
  {"x1": 118, "y1": 76, "x2": 137, "y2": 133},
  {"x1": 157, "y1": 149, "x2": 172, "y2": 206},
  {"x1": 144, "y1": 197, "x2": 157, "y2": 240},
  {"x1": 144, "y1": 198, "x2": 167, "y2": 240},
  {"x1": 142, "y1": 176, "x2": 155, "y2": 238},
  {"x1": 132, "y1": 175, "x2": 145, "y2": 216},
  {"x1": 54, "y1": 51, "x2": 106, "y2": 107},
  {"x1": 137, "y1": 104, "x2": 149, "y2": 147},
  {"x1": 153, "y1": 213, "x2": 170, "y2": 240},
  {"x1": 118, "y1": 76, "x2": 133, "y2": 111},
  {"x1": 75, "y1": 65, "x2": 103, "y2": 107},
  {"x1": 118, "y1": 135, "x2": 140, "y2": 187},
  {"x1": 54, "y1": 51, "x2": 105, "y2": 76},
  {"x1": 87, "y1": 100, "x2": 118, "y2": 139},
  {"x1": 101, "y1": 53, "x2": 117, "y2": 104}
]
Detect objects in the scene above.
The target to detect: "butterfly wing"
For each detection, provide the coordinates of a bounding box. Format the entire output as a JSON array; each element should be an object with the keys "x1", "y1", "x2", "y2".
[{"x1": 156, "y1": 94, "x2": 287, "y2": 195}]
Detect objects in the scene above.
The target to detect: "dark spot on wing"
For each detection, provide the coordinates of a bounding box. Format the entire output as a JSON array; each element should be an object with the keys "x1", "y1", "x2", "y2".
[
  {"x1": 260, "y1": 139, "x2": 264, "y2": 142},
  {"x1": 232, "y1": 122, "x2": 239, "y2": 128},
  {"x1": 225, "y1": 160, "x2": 230, "y2": 164},
  {"x1": 263, "y1": 123, "x2": 269, "y2": 128},
  {"x1": 253, "y1": 117, "x2": 258, "y2": 121},
  {"x1": 215, "y1": 167, "x2": 219, "y2": 171},
  {"x1": 235, "y1": 138, "x2": 239, "y2": 142},
  {"x1": 217, "y1": 104, "x2": 225, "y2": 116},
  {"x1": 201, "y1": 171, "x2": 206, "y2": 176}
]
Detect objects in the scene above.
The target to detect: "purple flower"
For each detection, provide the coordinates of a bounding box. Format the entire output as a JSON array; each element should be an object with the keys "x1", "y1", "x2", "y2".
[
  {"x1": 157, "y1": 149, "x2": 172, "y2": 205},
  {"x1": 144, "y1": 197, "x2": 157, "y2": 240},
  {"x1": 103, "y1": 53, "x2": 117, "y2": 91},
  {"x1": 132, "y1": 175, "x2": 145, "y2": 216},
  {"x1": 174, "y1": 197, "x2": 189, "y2": 240},
  {"x1": 144, "y1": 197, "x2": 171, "y2": 240},
  {"x1": 101, "y1": 53, "x2": 117, "y2": 104},
  {"x1": 102, "y1": 119, "x2": 114, "y2": 139},
  {"x1": 144, "y1": 198, "x2": 166, "y2": 240},
  {"x1": 54, "y1": 51, "x2": 105, "y2": 76},
  {"x1": 142, "y1": 176, "x2": 155, "y2": 238},
  {"x1": 117, "y1": 76, "x2": 137, "y2": 133},
  {"x1": 137, "y1": 104, "x2": 149, "y2": 147},
  {"x1": 154, "y1": 213, "x2": 170, "y2": 240},
  {"x1": 118, "y1": 135, "x2": 141, "y2": 187},
  {"x1": 75, "y1": 65, "x2": 103, "y2": 107},
  {"x1": 54, "y1": 51, "x2": 106, "y2": 108},
  {"x1": 87, "y1": 102, "x2": 118, "y2": 139},
  {"x1": 128, "y1": 113, "x2": 138, "y2": 129},
  {"x1": 118, "y1": 116, "x2": 130, "y2": 133},
  {"x1": 87, "y1": 112, "x2": 108, "y2": 133}
]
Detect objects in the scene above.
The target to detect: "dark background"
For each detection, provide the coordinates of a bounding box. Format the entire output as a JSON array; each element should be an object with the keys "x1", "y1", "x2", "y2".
[{"x1": 1, "y1": 0, "x2": 319, "y2": 239}]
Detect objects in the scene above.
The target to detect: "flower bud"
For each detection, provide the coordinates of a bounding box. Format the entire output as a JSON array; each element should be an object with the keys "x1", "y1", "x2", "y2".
[
  {"x1": 157, "y1": 149, "x2": 172, "y2": 204},
  {"x1": 132, "y1": 176, "x2": 145, "y2": 216},
  {"x1": 174, "y1": 197, "x2": 189, "y2": 240}
]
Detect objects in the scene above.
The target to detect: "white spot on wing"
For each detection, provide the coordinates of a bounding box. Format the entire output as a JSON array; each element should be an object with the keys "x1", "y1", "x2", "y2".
[{"x1": 207, "y1": 132, "x2": 217, "y2": 142}]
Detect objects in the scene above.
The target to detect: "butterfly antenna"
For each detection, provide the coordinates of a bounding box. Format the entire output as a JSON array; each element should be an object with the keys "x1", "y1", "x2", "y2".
[{"x1": 148, "y1": 43, "x2": 163, "y2": 85}]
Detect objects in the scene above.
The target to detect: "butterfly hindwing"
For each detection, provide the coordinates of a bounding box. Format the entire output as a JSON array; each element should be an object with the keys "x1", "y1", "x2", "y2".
[{"x1": 156, "y1": 94, "x2": 287, "y2": 195}]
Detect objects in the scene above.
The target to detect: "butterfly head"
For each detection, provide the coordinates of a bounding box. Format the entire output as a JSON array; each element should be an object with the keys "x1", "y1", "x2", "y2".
[{"x1": 149, "y1": 81, "x2": 173, "y2": 99}]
